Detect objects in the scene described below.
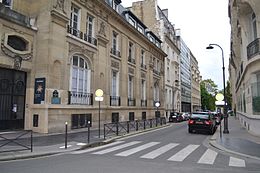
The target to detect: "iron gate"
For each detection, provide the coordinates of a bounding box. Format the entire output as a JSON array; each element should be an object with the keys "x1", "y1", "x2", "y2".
[{"x1": 0, "y1": 67, "x2": 26, "y2": 130}]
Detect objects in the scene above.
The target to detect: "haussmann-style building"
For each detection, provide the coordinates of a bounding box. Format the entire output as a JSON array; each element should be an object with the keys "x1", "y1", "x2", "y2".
[{"x1": 0, "y1": 0, "x2": 167, "y2": 133}]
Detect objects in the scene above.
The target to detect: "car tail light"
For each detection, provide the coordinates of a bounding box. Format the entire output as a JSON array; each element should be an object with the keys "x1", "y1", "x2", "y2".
[
  {"x1": 188, "y1": 120, "x2": 194, "y2": 124},
  {"x1": 205, "y1": 120, "x2": 212, "y2": 125}
]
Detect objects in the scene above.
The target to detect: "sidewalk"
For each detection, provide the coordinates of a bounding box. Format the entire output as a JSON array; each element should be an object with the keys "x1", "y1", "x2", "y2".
[
  {"x1": 0, "y1": 124, "x2": 169, "y2": 161},
  {"x1": 210, "y1": 116, "x2": 260, "y2": 160}
]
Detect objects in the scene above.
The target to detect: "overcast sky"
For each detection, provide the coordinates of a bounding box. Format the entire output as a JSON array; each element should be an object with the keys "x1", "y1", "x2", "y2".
[{"x1": 121, "y1": 0, "x2": 230, "y2": 90}]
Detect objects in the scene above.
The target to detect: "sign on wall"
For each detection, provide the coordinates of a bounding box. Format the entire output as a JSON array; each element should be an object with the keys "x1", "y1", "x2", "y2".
[{"x1": 34, "y1": 78, "x2": 46, "y2": 104}]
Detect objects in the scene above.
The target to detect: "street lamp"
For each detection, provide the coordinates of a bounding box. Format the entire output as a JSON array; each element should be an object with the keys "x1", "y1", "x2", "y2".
[
  {"x1": 95, "y1": 89, "x2": 104, "y2": 138},
  {"x1": 206, "y1": 44, "x2": 229, "y2": 134},
  {"x1": 155, "y1": 101, "x2": 160, "y2": 118}
]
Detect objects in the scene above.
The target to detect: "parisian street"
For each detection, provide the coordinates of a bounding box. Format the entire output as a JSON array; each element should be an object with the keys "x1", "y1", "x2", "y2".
[{"x1": 1, "y1": 121, "x2": 260, "y2": 173}]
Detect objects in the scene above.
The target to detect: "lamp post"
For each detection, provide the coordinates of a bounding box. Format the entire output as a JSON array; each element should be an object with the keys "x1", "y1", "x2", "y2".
[
  {"x1": 155, "y1": 101, "x2": 160, "y2": 118},
  {"x1": 206, "y1": 44, "x2": 229, "y2": 134},
  {"x1": 95, "y1": 89, "x2": 104, "y2": 138}
]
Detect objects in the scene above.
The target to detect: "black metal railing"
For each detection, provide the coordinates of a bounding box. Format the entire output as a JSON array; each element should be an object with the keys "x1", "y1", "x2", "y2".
[
  {"x1": 0, "y1": 130, "x2": 33, "y2": 153},
  {"x1": 67, "y1": 25, "x2": 97, "y2": 46},
  {"x1": 68, "y1": 91, "x2": 93, "y2": 105},
  {"x1": 128, "y1": 57, "x2": 136, "y2": 64},
  {"x1": 128, "y1": 98, "x2": 136, "y2": 106},
  {"x1": 110, "y1": 96, "x2": 121, "y2": 106},
  {"x1": 141, "y1": 63, "x2": 147, "y2": 69},
  {"x1": 104, "y1": 117, "x2": 166, "y2": 139},
  {"x1": 153, "y1": 69, "x2": 160, "y2": 75},
  {"x1": 110, "y1": 48, "x2": 121, "y2": 57},
  {"x1": 141, "y1": 99, "x2": 147, "y2": 107},
  {"x1": 247, "y1": 38, "x2": 260, "y2": 60}
]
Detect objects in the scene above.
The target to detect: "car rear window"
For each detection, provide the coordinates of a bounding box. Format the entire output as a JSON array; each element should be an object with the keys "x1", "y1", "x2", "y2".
[{"x1": 191, "y1": 113, "x2": 209, "y2": 119}]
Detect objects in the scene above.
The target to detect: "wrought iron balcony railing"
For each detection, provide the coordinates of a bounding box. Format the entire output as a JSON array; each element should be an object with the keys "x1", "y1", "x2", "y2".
[
  {"x1": 141, "y1": 99, "x2": 147, "y2": 107},
  {"x1": 110, "y1": 48, "x2": 121, "y2": 57},
  {"x1": 68, "y1": 91, "x2": 93, "y2": 105},
  {"x1": 128, "y1": 57, "x2": 136, "y2": 64},
  {"x1": 67, "y1": 25, "x2": 97, "y2": 46},
  {"x1": 247, "y1": 38, "x2": 260, "y2": 60},
  {"x1": 110, "y1": 96, "x2": 121, "y2": 106},
  {"x1": 128, "y1": 98, "x2": 136, "y2": 106}
]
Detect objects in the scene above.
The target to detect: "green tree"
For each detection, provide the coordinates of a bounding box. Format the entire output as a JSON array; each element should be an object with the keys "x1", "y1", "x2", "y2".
[
  {"x1": 200, "y1": 79, "x2": 218, "y2": 111},
  {"x1": 226, "y1": 81, "x2": 232, "y2": 109}
]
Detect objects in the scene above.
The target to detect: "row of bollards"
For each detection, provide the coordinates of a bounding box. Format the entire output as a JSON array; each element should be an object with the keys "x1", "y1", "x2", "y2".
[{"x1": 64, "y1": 121, "x2": 91, "y2": 149}]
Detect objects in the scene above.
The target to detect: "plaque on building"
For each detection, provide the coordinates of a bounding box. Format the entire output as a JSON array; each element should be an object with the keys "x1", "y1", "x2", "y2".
[
  {"x1": 51, "y1": 90, "x2": 61, "y2": 104},
  {"x1": 34, "y1": 78, "x2": 46, "y2": 104}
]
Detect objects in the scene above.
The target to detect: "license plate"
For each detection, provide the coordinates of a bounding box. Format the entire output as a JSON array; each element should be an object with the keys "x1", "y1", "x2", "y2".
[{"x1": 196, "y1": 121, "x2": 203, "y2": 124}]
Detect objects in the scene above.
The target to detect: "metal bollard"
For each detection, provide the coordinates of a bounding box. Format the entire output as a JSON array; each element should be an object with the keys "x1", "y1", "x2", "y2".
[
  {"x1": 87, "y1": 121, "x2": 90, "y2": 143},
  {"x1": 65, "y1": 122, "x2": 68, "y2": 149}
]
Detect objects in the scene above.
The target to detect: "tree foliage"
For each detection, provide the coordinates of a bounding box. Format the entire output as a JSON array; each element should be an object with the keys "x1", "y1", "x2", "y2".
[{"x1": 200, "y1": 79, "x2": 218, "y2": 111}]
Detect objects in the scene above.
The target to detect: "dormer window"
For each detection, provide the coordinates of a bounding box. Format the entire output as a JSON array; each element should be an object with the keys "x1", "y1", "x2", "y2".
[
  {"x1": 129, "y1": 17, "x2": 136, "y2": 27},
  {"x1": 0, "y1": 0, "x2": 12, "y2": 9},
  {"x1": 137, "y1": 24, "x2": 144, "y2": 34}
]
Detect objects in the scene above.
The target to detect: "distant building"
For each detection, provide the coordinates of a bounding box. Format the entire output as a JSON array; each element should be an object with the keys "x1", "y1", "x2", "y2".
[
  {"x1": 190, "y1": 53, "x2": 201, "y2": 112},
  {"x1": 0, "y1": 0, "x2": 166, "y2": 133},
  {"x1": 129, "y1": 0, "x2": 181, "y2": 117},
  {"x1": 229, "y1": 0, "x2": 260, "y2": 136}
]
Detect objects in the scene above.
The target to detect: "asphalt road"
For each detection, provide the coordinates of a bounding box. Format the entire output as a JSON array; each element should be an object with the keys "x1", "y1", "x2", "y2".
[{"x1": 1, "y1": 121, "x2": 260, "y2": 173}]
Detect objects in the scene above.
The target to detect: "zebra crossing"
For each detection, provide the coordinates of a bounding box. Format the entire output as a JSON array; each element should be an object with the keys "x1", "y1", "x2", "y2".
[{"x1": 72, "y1": 140, "x2": 246, "y2": 168}]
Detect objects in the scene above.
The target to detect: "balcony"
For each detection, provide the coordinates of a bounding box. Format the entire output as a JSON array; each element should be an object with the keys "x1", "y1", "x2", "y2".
[
  {"x1": 141, "y1": 63, "x2": 147, "y2": 69},
  {"x1": 68, "y1": 91, "x2": 93, "y2": 105},
  {"x1": 110, "y1": 96, "x2": 121, "y2": 106},
  {"x1": 110, "y1": 48, "x2": 121, "y2": 57},
  {"x1": 247, "y1": 38, "x2": 260, "y2": 60},
  {"x1": 67, "y1": 25, "x2": 97, "y2": 46},
  {"x1": 128, "y1": 57, "x2": 136, "y2": 64},
  {"x1": 128, "y1": 98, "x2": 136, "y2": 106},
  {"x1": 141, "y1": 99, "x2": 147, "y2": 107},
  {"x1": 153, "y1": 69, "x2": 160, "y2": 75}
]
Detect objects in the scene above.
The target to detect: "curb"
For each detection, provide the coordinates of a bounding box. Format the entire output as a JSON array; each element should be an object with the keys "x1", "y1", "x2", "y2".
[{"x1": 209, "y1": 125, "x2": 260, "y2": 161}]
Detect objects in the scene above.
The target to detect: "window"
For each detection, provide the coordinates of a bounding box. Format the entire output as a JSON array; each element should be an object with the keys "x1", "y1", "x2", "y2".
[
  {"x1": 86, "y1": 15, "x2": 94, "y2": 37},
  {"x1": 167, "y1": 67, "x2": 170, "y2": 81},
  {"x1": 154, "y1": 82, "x2": 159, "y2": 101},
  {"x1": 129, "y1": 112, "x2": 135, "y2": 121},
  {"x1": 141, "y1": 49, "x2": 145, "y2": 65},
  {"x1": 112, "y1": 31, "x2": 118, "y2": 51},
  {"x1": 128, "y1": 75, "x2": 134, "y2": 98},
  {"x1": 141, "y1": 79, "x2": 146, "y2": 100},
  {"x1": 128, "y1": 42, "x2": 134, "y2": 60},
  {"x1": 112, "y1": 112, "x2": 119, "y2": 123},
  {"x1": 111, "y1": 70, "x2": 118, "y2": 96},
  {"x1": 71, "y1": 114, "x2": 92, "y2": 129},
  {"x1": 71, "y1": 55, "x2": 91, "y2": 94},
  {"x1": 137, "y1": 24, "x2": 144, "y2": 33},
  {"x1": 1, "y1": 0, "x2": 12, "y2": 8},
  {"x1": 70, "y1": 5, "x2": 80, "y2": 34},
  {"x1": 252, "y1": 12, "x2": 257, "y2": 40},
  {"x1": 129, "y1": 17, "x2": 136, "y2": 27}
]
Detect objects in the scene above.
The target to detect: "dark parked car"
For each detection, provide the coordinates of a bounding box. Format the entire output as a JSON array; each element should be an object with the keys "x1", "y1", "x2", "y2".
[
  {"x1": 188, "y1": 112, "x2": 217, "y2": 134},
  {"x1": 169, "y1": 112, "x2": 183, "y2": 122}
]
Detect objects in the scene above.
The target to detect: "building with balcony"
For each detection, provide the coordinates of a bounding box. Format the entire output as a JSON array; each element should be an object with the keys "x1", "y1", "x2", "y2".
[
  {"x1": 126, "y1": 0, "x2": 182, "y2": 117},
  {"x1": 0, "y1": 0, "x2": 166, "y2": 133},
  {"x1": 229, "y1": 0, "x2": 260, "y2": 136},
  {"x1": 190, "y1": 53, "x2": 201, "y2": 112}
]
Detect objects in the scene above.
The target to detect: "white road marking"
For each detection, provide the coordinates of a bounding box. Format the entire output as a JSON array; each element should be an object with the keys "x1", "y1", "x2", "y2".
[
  {"x1": 71, "y1": 141, "x2": 124, "y2": 154},
  {"x1": 229, "y1": 157, "x2": 246, "y2": 167},
  {"x1": 140, "y1": 143, "x2": 179, "y2": 159},
  {"x1": 198, "y1": 149, "x2": 218, "y2": 165},
  {"x1": 92, "y1": 141, "x2": 141, "y2": 155},
  {"x1": 115, "y1": 142, "x2": 160, "y2": 157},
  {"x1": 167, "y1": 144, "x2": 200, "y2": 162}
]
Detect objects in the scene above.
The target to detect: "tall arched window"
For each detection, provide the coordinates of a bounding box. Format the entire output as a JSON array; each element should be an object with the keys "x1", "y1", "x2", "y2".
[{"x1": 70, "y1": 55, "x2": 91, "y2": 105}]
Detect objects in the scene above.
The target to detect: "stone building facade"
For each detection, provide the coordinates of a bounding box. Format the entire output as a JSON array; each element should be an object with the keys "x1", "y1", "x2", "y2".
[
  {"x1": 190, "y1": 53, "x2": 201, "y2": 112},
  {"x1": 229, "y1": 0, "x2": 260, "y2": 136},
  {"x1": 0, "y1": 0, "x2": 166, "y2": 133},
  {"x1": 126, "y1": 0, "x2": 182, "y2": 116}
]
